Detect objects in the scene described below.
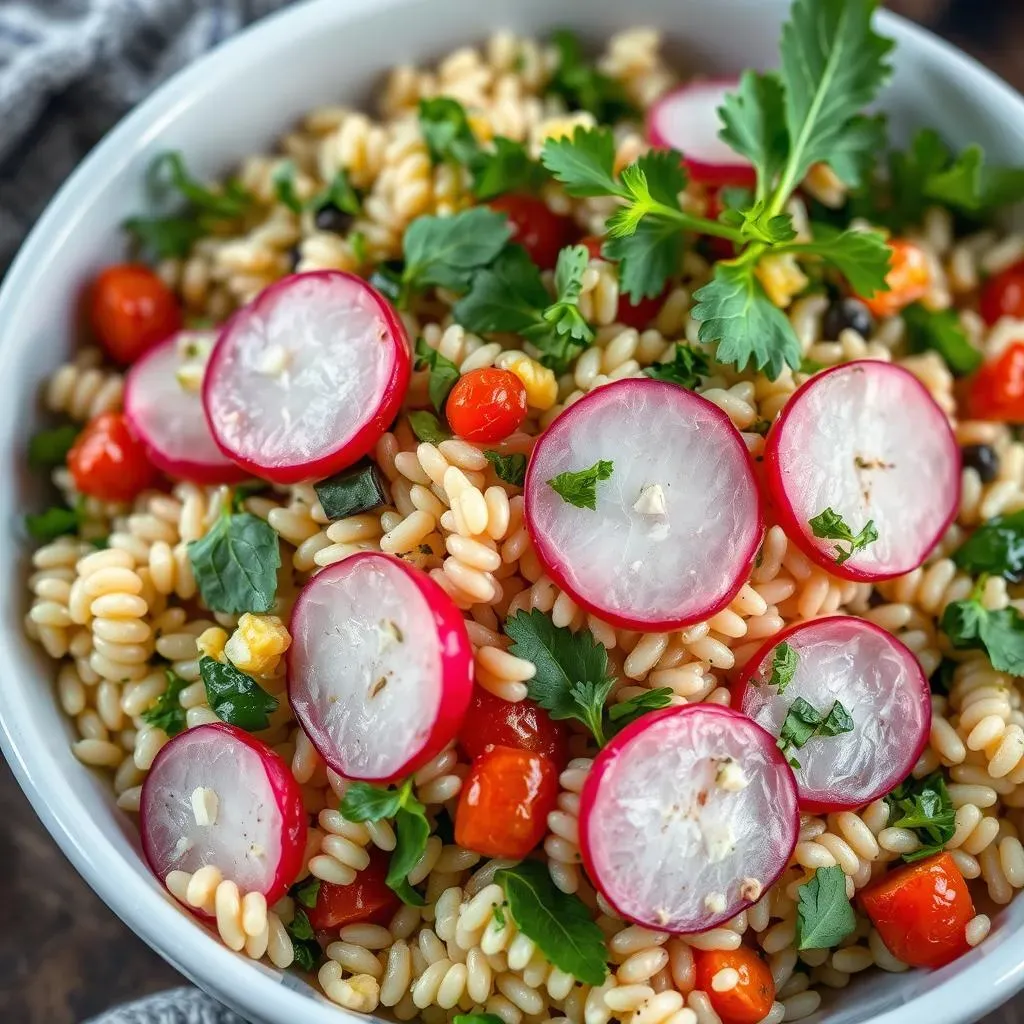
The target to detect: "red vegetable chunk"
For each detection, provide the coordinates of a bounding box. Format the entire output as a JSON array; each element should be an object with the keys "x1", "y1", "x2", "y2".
[
  {"x1": 489, "y1": 195, "x2": 576, "y2": 269},
  {"x1": 306, "y1": 848, "x2": 399, "y2": 931},
  {"x1": 446, "y1": 367, "x2": 528, "y2": 443},
  {"x1": 459, "y1": 688, "x2": 570, "y2": 769},
  {"x1": 90, "y1": 263, "x2": 183, "y2": 366},
  {"x1": 68, "y1": 411, "x2": 159, "y2": 502}
]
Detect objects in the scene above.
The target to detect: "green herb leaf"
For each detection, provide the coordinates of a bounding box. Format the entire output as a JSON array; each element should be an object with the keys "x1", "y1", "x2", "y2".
[
  {"x1": 140, "y1": 670, "x2": 189, "y2": 737},
  {"x1": 200, "y1": 656, "x2": 279, "y2": 732},
  {"x1": 941, "y1": 598, "x2": 1024, "y2": 675},
  {"x1": 415, "y1": 336, "x2": 462, "y2": 413},
  {"x1": 607, "y1": 688, "x2": 674, "y2": 732},
  {"x1": 547, "y1": 459, "x2": 614, "y2": 511},
  {"x1": 534, "y1": 244, "x2": 595, "y2": 366},
  {"x1": 271, "y1": 160, "x2": 304, "y2": 214},
  {"x1": 809, "y1": 506, "x2": 879, "y2": 566},
  {"x1": 25, "y1": 505, "x2": 81, "y2": 543},
  {"x1": 286, "y1": 909, "x2": 323, "y2": 972},
  {"x1": 546, "y1": 29, "x2": 636, "y2": 125},
  {"x1": 766, "y1": 641, "x2": 799, "y2": 694},
  {"x1": 825, "y1": 114, "x2": 888, "y2": 189},
  {"x1": 454, "y1": 1015, "x2": 506, "y2": 1024},
  {"x1": 718, "y1": 71, "x2": 788, "y2": 200},
  {"x1": 473, "y1": 137, "x2": 547, "y2": 200},
  {"x1": 314, "y1": 462, "x2": 389, "y2": 521},
  {"x1": 187, "y1": 511, "x2": 280, "y2": 614},
  {"x1": 540, "y1": 126, "x2": 620, "y2": 198},
  {"x1": 931, "y1": 657, "x2": 957, "y2": 697},
  {"x1": 902, "y1": 303, "x2": 982, "y2": 376},
  {"x1": 408, "y1": 410, "x2": 451, "y2": 445},
  {"x1": 778, "y1": 697, "x2": 854, "y2": 768},
  {"x1": 124, "y1": 216, "x2": 206, "y2": 260},
  {"x1": 643, "y1": 344, "x2": 710, "y2": 390},
  {"x1": 953, "y1": 511, "x2": 1024, "y2": 583},
  {"x1": 885, "y1": 771, "x2": 956, "y2": 862},
  {"x1": 924, "y1": 144, "x2": 1024, "y2": 215},
  {"x1": 149, "y1": 151, "x2": 253, "y2": 219},
  {"x1": 485, "y1": 451, "x2": 528, "y2": 488},
  {"x1": 604, "y1": 206, "x2": 685, "y2": 304},
  {"x1": 495, "y1": 860, "x2": 608, "y2": 985},
  {"x1": 419, "y1": 97, "x2": 479, "y2": 166},
  {"x1": 28, "y1": 424, "x2": 79, "y2": 468},
  {"x1": 291, "y1": 877, "x2": 321, "y2": 909},
  {"x1": 796, "y1": 865, "x2": 856, "y2": 950},
  {"x1": 786, "y1": 227, "x2": 892, "y2": 298},
  {"x1": 310, "y1": 169, "x2": 362, "y2": 217}
]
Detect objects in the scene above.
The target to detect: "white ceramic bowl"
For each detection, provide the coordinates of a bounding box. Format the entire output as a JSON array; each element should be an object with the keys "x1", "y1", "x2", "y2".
[{"x1": 3, "y1": 1, "x2": 1024, "y2": 1022}]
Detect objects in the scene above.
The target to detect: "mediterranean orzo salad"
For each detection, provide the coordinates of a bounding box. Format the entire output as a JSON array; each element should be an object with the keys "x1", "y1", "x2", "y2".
[{"x1": 23, "y1": 0, "x2": 1024, "y2": 1021}]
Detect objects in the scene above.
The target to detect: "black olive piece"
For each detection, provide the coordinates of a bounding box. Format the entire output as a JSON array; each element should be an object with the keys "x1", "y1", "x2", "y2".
[
  {"x1": 287, "y1": 244, "x2": 303, "y2": 271},
  {"x1": 314, "y1": 203, "x2": 355, "y2": 235},
  {"x1": 823, "y1": 297, "x2": 875, "y2": 341},
  {"x1": 961, "y1": 444, "x2": 1000, "y2": 484}
]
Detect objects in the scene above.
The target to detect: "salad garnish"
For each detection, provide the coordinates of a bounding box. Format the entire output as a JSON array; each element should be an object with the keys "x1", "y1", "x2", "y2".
[{"x1": 546, "y1": 459, "x2": 615, "y2": 510}]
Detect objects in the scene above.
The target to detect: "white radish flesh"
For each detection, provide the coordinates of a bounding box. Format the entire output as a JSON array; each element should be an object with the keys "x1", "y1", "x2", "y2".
[
  {"x1": 524, "y1": 378, "x2": 762, "y2": 630},
  {"x1": 287, "y1": 552, "x2": 473, "y2": 783},
  {"x1": 580, "y1": 704, "x2": 798, "y2": 933},
  {"x1": 203, "y1": 271, "x2": 410, "y2": 485},
  {"x1": 765, "y1": 361, "x2": 959, "y2": 580},
  {"x1": 734, "y1": 616, "x2": 931, "y2": 813},
  {"x1": 140, "y1": 723, "x2": 306, "y2": 910}
]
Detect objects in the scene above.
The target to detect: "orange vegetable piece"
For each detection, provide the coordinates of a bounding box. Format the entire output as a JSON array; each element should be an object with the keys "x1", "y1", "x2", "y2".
[
  {"x1": 693, "y1": 946, "x2": 775, "y2": 1024},
  {"x1": 860, "y1": 239, "x2": 930, "y2": 318}
]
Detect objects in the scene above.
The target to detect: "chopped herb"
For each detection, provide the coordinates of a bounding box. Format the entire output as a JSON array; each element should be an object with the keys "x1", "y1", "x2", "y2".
[
  {"x1": 930, "y1": 657, "x2": 957, "y2": 697},
  {"x1": 25, "y1": 504, "x2": 81, "y2": 543},
  {"x1": 777, "y1": 697, "x2": 854, "y2": 769},
  {"x1": 286, "y1": 909, "x2": 323, "y2": 972},
  {"x1": 492, "y1": 902, "x2": 507, "y2": 930},
  {"x1": 472, "y1": 137, "x2": 548, "y2": 200},
  {"x1": 271, "y1": 160, "x2": 304, "y2": 214},
  {"x1": 545, "y1": 29, "x2": 636, "y2": 124},
  {"x1": 809, "y1": 507, "x2": 878, "y2": 566},
  {"x1": 147, "y1": 151, "x2": 253, "y2": 219},
  {"x1": 314, "y1": 462, "x2": 389, "y2": 521},
  {"x1": 200, "y1": 656, "x2": 279, "y2": 732},
  {"x1": 290, "y1": 877, "x2": 321, "y2": 909},
  {"x1": 484, "y1": 451, "x2": 528, "y2": 488},
  {"x1": 28, "y1": 424, "x2": 79, "y2": 469},
  {"x1": 140, "y1": 669, "x2": 189, "y2": 737},
  {"x1": 643, "y1": 344, "x2": 710, "y2": 390},
  {"x1": 419, "y1": 97, "x2": 479, "y2": 166},
  {"x1": 941, "y1": 595, "x2": 1024, "y2": 676},
  {"x1": 311, "y1": 169, "x2": 362, "y2": 218},
  {"x1": 884, "y1": 771, "x2": 955, "y2": 862},
  {"x1": 953, "y1": 510, "x2": 1024, "y2": 583},
  {"x1": 408, "y1": 410, "x2": 451, "y2": 445},
  {"x1": 123, "y1": 216, "x2": 205, "y2": 260},
  {"x1": 607, "y1": 688, "x2": 674, "y2": 733},
  {"x1": 369, "y1": 260, "x2": 405, "y2": 303},
  {"x1": 902, "y1": 303, "x2": 981, "y2": 376},
  {"x1": 766, "y1": 641, "x2": 799, "y2": 694},
  {"x1": 796, "y1": 865, "x2": 856, "y2": 949},
  {"x1": 454, "y1": 1015, "x2": 506, "y2": 1024},
  {"x1": 547, "y1": 459, "x2": 614, "y2": 511},
  {"x1": 414, "y1": 337, "x2": 461, "y2": 413}
]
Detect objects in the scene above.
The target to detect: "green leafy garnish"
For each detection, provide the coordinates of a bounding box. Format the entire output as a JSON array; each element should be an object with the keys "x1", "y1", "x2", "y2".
[
  {"x1": 766, "y1": 641, "x2": 799, "y2": 694},
  {"x1": 311, "y1": 169, "x2": 362, "y2": 218},
  {"x1": 314, "y1": 462, "x2": 389, "y2": 521},
  {"x1": 643, "y1": 344, "x2": 710, "y2": 390},
  {"x1": 290, "y1": 877, "x2": 321, "y2": 910},
  {"x1": 809, "y1": 507, "x2": 878, "y2": 566},
  {"x1": 547, "y1": 459, "x2": 614, "y2": 511},
  {"x1": 884, "y1": 772, "x2": 956, "y2": 862},
  {"x1": 271, "y1": 160, "x2": 304, "y2": 214},
  {"x1": 140, "y1": 670, "x2": 189, "y2": 737},
  {"x1": 25, "y1": 504, "x2": 81, "y2": 543},
  {"x1": 148, "y1": 151, "x2": 253, "y2": 219},
  {"x1": 941, "y1": 596, "x2": 1024, "y2": 675},
  {"x1": 472, "y1": 137, "x2": 548, "y2": 200},
  {"x1": 408, "y1": 410, "x2": 451, "y2": 445},
  {"x1": 200, "y1": 656, "x2": 279, "y2": 732},
  {"x1": 607, "y1": 688, "x2": 674, "y2": 733},
  {"x1": 187, "y1": 510, "x2": 280, "y2": 614},
  {"x1": 777, "y1": 696, "x2": 854, "y2": 768},
  {"x1": 495, "y1": 860, "x2": 608, "y2": 985},
  {"x1": 902, "y1": 303, "x2": 981, "y2": 376},
  {"x1": 484, "y1": 451, "x2": 528, "y2": 488},
  {"x1": 546, "y1": 29, "x2": 636, "y2": 124},
  {"x1": 286, "y1": 909, "x2": 323, "y2": 972},
  {"x1": 796, "y1": 865, "x2": 856, "y2": 949},
  {"x1": 414, "y1": 337, "x2": 461, "y2": 413},
  {"x1": 28, "y1": 424, "x2": 79, "y2": 469},
  {"x1": 953, "y1": 511, "x2": 1024, "y2": 583},
  {"x1": 454, "y1": 1016, "x2": 505, "y2": 1024},
  {"x1": 419, "y1": 97, "x2": 479, "y2": 166},
  {"x1": 931, "y1": 657, "x2": 957, "y2": 697}
]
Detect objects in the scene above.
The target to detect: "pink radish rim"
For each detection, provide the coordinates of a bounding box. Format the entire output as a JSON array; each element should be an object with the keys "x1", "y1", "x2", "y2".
[
  {"x1": 202, "y1": 271, "x2": 411, "y2": 485},
  {"x1": 524, "y1": 378, "x2": 764, "y2": 631},
  {"x1": 731, "y1": 615, "x2": 932, "y2": 814},
  {"x1": 579, "y1": 703, "x2": 800, "y2": 933},
  {"x1": 139, "y1": 722, "x2": 308, "y2": 917},
  {"x1": 286, "y1": 552, "x2": 474, "y2": 784},
  {"x1": 764, "y1": 360, "x2": 961, "y2": 583}
]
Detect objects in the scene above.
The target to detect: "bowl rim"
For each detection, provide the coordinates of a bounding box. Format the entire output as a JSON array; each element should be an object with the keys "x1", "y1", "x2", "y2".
[{"x1": 4, "y1": 2, "x2": 1024, "y2": 1022}]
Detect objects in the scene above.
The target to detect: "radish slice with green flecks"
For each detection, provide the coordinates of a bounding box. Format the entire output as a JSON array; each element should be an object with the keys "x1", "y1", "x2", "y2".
[
  {"x1": 524, "y1": 378, "x2": 763, "y2": 630},
  {"x1": 732, "y1": 616, "x2": 931, "y2": 813},
  {"x1": 287, "y1": 552, "x2": 474, "y2": 783},
  {"x1": 579, "y1": 704, "x2": 799, "y2": 933},
  {"x1": 764, "y1": 361, "x2": 959, "y2": 581},
  {"x1": 140, "y1": 722, "x2": 306, "y2": 915},
  {"x1": 203, "y1": 271, "x2": 411, "y2": 485}
]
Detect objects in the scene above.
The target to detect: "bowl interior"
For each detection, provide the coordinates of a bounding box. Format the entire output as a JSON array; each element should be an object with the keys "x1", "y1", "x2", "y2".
[{"x1": 3, "y1": 1, "x2": 1024, "y2": 1022}]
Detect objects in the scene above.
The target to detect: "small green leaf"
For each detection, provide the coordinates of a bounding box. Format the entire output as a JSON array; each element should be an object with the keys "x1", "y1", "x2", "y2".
[
  {"x1": 419, "y1": 97, "x2": 479, "y2": 166},
  {"x1": 310, "y1": 169, "x2": 362, "y2": 217},
  {"x1": 766, "y1": 641, "x2": 799, "y2": 694},
  {"x1": 124, "y1": 216, "x2": 205, "y2": 260},
  {"x1": 809, "y1": 506, "x2": 878, "y2": 566},
  {"x1": 953, "y1": 510, "x2": 1024, "y2": 583},
  {"x1": 200, "y1": 656, "x2": 279, "y2": 732},
  {"x1": 286, "y1": 909, "x2": 323, "y2": 972},
  {"x1": 540, "y1": 126, "x2": 620, "y2": 198},
  {"x1": 291, "y1": 877, "x2": 321, "y2": 909},
  {"x1": 777, "y1": 697, "x2": 854, "y2": 768},
  {"x1": 885, "y1": 771, "x2": 956, "y2": 862},
  {"x1": 718, "y1": 71, "x2": 788, "y2": 198},
  {"x1": 25, "y1": 505, "x2": 81, "y2": 543},
  {"x1": 925, "y1": 144, "x2": 1024, "y2": 215},
  {"x1": 796, "y1": 865, "x2": 856, "y2": 950},
  {"x1": 414, "y1": 336, "x2": 461, "y2": 413},
  {"x1": 341, "y1": 782, "x2": 406, "y2": 822},
  {"x1": 941, "y1": 598, "x2": 1024, "y2": 676},
  {"x1": 484, "y1": 451, "x2": 528, "y2": 488},
  {"x1": 408, "y1": 410, "x2": 451, "y2": 445},
  {"x1": 789, "y1": 227, "x2": 892, "y2": 298},
  {"x1": 387, "y1": 808, "x2": 430, "y2": 907},
  {"x1": 271, "y1": 160, "x2": 304, "y2": 214},
  {"x1": 607, "y1": 688, "x2": 674, "y2": 732},
  {"x1": 547, "y1": 459, "x2": 614, "y2": 511},
  {"x1": 472, "y1": 137, "x2": 547, "y2": 200},
  {"x1": 187, "y1": 512, "x2": 281, "y2": 614},
  {"x1": 643, "y1": 344, "x2": 710, "y2": 390},
  {"x1": 314, "y1": 462, "x2": 389, "y2": 521},
  {"x1": 902, "y1": 303, "x2": 982, "y2": 376},
  {"x1": 454, "y1": 1014, "x2": 506, "y2": 1024},
  {"x1": 545, "y1": 29, "x2": 637, "y2": 125},
  {"x1": 148, "y1": 151, "x2": 253, "y2": 219},
  {"x1": 140, "y1": 670, "x2": 190, "y2": 737},
  {"x1": 28, "y1": 424, "x2": 79, "y2": 469}
]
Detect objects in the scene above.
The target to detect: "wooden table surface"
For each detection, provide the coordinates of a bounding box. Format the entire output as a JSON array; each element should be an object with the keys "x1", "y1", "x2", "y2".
[{"x1": 4, "y1": 6, "x2": 1024, "y2": 1022}]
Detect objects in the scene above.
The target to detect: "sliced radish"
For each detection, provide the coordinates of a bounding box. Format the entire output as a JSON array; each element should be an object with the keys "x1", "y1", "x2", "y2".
[
  {"x1": 124, "y1": 331, "x2": 249, "y2": 485},
  {"x1": 765, "y1": 361, "x2": 959, "y2": 581},
  {"x1": 580, "y1": 704, "x2": 798, "y2": 933},
  {"x1": 524, "y1": 378, "x2": 762, "y2": 630},
  {"x1": 140, "y1": 722, "x2": 306, "y2": 912},
  {"x1": 733, "y1": 617, "x2": 931, "y2": 813},
  {"x1": 203, "y1": 271, "x2": 411, "y2": 485},
  {"x1": 647, "y1": 80, "x2": 756, "y2": 189},
  {"x1": 288, "y1": 552, "x2": 473, "y2": 783}
]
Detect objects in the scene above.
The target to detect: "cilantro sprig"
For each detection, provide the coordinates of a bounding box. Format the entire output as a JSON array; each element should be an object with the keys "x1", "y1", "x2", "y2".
[
  {"x1": 545, "y1": 29, "x2": 637, "y2": 125},
  {"x1": 141, "y1": 670, "x2": 190, "y2": 737},
  {"x1": 547, "y1": 459, "x2": 614, "y2": 511},
  {"x1": 777, "y1": 697, "x2": 854, "y2": 769},
  {"x1": 414, "y1": 337, "x2": 461, "y2": 413},
  {"x1": 941, "y1": 587, "x2": 1024, "y2": 675},
  {"x1": 765, "y1": 641, "x2": 799, "y2": 694},
  {"x1": 199, "y1": 656, "x2": 279, "y2": 732},
  {"x1": 884, "y1": 772, "x2": 955, "y2": 862},
  {"x1": 643, "y1": 344, "x2": 710, "y2": 390},
  {"x1": 809, "y1": 507, "x2": 878, "y2": 566},
  {"x1": 953, "y1": 511, "x2": 1024, "y2": 583},
  {"x1": 796, "y1": 865, "x2": 856, "y2": 949}
]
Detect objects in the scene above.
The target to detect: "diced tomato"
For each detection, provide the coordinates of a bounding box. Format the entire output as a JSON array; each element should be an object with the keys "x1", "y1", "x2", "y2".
[
  {"x1": 860, "y1": 852, "x2": 974, "y2": 969},
  {"x1": 489, "y1": 195, "x2": 576, "y2": 270},
  {"x1": 580, "y1": 235, "x2": 665, "y2": 329},
  {"x1": 459, "y1": 688, "x2": 570, "y2": 769},
  {"x1": 445, "y1": 367, "x2": 528, "y2": 444},
  {"x1": 90, "y1": 264, "x2": 182, "y2": 366},
  {"x1": 693, "y1": 947, "x2": 776, "y2": 1024},
  {"x1": 859, "y1": 239, "x2": 930, "y2": 318},
  {"x1": 969, "y1": 341, "x2": 1024, "y2": 422},
  {"x1": 67, "y1": 412, "x2": 159, "y2": 502},
  {"x1": 306, "y1": 848, "x2": 399, "y2": 931},
  {"x1": 980, "y1": 261, "x2": 1024, "y2": 326},
  {"x1": 455, "y1": 745, "x2": 559, "y2": 859}
]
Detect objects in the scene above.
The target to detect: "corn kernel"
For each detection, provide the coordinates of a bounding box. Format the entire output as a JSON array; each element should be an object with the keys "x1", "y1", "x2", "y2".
[
  {"x1": 530, "y1": 111, "x2": 596, "y2": 154},
  {"x1": 496, "y1": 350, "x2": 558, "y2": 411},
  {"x1": 224, "y1": 613, "x2": 292, "y2": 676},
  {"x1": 196, "y1": 626, "x2": 229, "y2": 662},
  {"x1": 755, "y1": 252, "x2": 809, "y2": 309}
]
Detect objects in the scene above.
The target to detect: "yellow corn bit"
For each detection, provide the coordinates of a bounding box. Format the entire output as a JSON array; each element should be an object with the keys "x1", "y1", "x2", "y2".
[
  {"x1": 803, "y1": 162, "x2": 848, "y2": 209},
  {"x1": 196, "y1": 626, "x2": 229, "y2": 663},
  {"x1": 224, "y1": 613, "x2": 292, "y2": 676},
  {"x1": 496, "y1": 350, "x2": 558, "y2": 411},
  {"x1": 755, "y1": 252, "x2": 810, "y2": 309}
]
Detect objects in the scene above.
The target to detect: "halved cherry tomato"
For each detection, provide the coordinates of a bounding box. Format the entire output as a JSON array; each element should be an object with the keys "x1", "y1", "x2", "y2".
[
  {"x1": 860, "y1": 852, "x2": 974, "y2": 969},
  {"x1": 306, "y1": 848, "x2": 400, "y2": 931},
  {"x1": 693, "y1": 947, "x2": 776, "y2": 1024},
  {"x1": 859, "y1": 239, "x2": 930, "y2": 318},
  {"x1": 489, "y1": 195, "x2": 576, "y2": 270},
  {"x1": 455, "y1": 745, "x2": 559, "y2": 859},
  {"x1": 580, "y1": 235, "x2": 665, "y2": 329},
  {"x1": 446, "y1": 367, "x2": 528, "y2": 443},
  {"x1": 980, "y1": 261, "x2": 1024, "y2": 326},
  {"x1": 68, "y1": 412, "x2": 159, "y2": 502},
  {"x1": 90, "y1": 264, "x2": 182, "y2": 366},
  {"x1": 968, "y1": 341, "x2": 1024, "y2": 422},
  {"x1": 459, "y1": 688, "x2": 570, "y2": 769}
]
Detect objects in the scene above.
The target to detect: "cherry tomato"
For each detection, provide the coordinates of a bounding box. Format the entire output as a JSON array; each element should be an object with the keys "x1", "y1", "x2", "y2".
[
  {"x1": 446, "y1": 368, "x2": 528, "y2": 443},
  {"x1": 89, "y1": 264, "x2": 182, "y2": 366},
  {"x1": 860, "y1": 852, "x2": 974, "y2": 969},
  {"x1": 306, "y1": 848, "x2": 399, "y2": 931},
  {"x1": 859, "y1": 239, "x2": 930, "y2": 318},
  {"x1": 980, "y1": 261, "x2": 1024, "y2": 326},
  {"x1": 459, "y1": 688, "x2": 570, "y2": 769},
  {"x1": 489, "y1": 195, "x2": 576, "y2": 270},
  {"x1": 455, "y1": 745, "x2": 559, "y2": 859},
  {"x1": 68, "y1": 412, "x2": 159, "y2": 502},
  {"x1": 693, "y1": 947, "x2": 776, "y2": 1024},
  {"x1": 969, "y1": 341, "x2": 1024, "y2": 422},
  {"x1": 580, "y1": 235, "x2": 665, "y2": 329}
]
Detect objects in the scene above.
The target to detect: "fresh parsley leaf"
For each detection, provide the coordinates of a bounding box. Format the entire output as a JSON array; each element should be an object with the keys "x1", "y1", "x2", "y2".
[
  {"x1": 290, "y1": 877, "x2": 321, "y2": 909},
  {"x1": 953, "y1": 511, "x2": 1024, "y2": 583},
  {"x1": 369, "y1": 260, "x2": 404, "y2": 303},
  {"x1": 187, "y1": 511, "x2": 280, "y2": 614},
  {"x1": 796, "y1": 865, "x2": 856, "y2": 950},
  {"x1": 924, "y1": 144, "x2": 1024, "y2": 215},
  {"x1": 485, "y1": 451, "x2": 528, "y2": 488},
  {"x1": 786, "y1": 227, "x2": 892, "y2": 298},
  {"x1": 885, "y1": 772, "x2": 956, "y2": 862},
  {"x1": 341, "y1": 782, "x2": 407, "y2": 822},
  {"x1": 473, "y1": 137, "x2": 547, "y2": 200},
  {"x1": 408, "y1": 410, "x2": 451, "y2": 445},
  {"x1": 149, "y1": 152, "x2": 253, "y2": 219},
  {"x1": 643, "y1": 344, "x2": 710, "y2": 390},
  {"x1": 825, "y1": 114, "x2": 888, "y2": 189},
  {"x1": 766, "y1": 641, "x2": 799, "y2": 694},
  {"x1": 25, "y1": 505, "x2": 81, "y2": 543},
  {"x1": 538, "y1": 244, "x2": 595, "y2": 363},
  {"x1": 495, "y1": 860, "x2": 608, "y2": 985},
  {"x1": 492, "y1": 903, "x2": 507, "y2": 930},
  {"x1": 607, "y1": 688, "x2": 674, "y2": 732},
  {"x1": 809, "y1": 507, "x2": 878, "y2": 566},
  {"x1": 931, "y1": 657, "x2": 957, "y2": 697},
  {"x1": 314, "y1": 462, "x2": 388, "y2": 521},
  {"x1": 414, "y1": 337, "x2": 461, "y2": 412},
  {"x1": 777, "y1": 697, "x2": 854, "y2": 769},
  {"x1": 124, "y1": 216, "x2": 205, "y2": 260},
  {"x1": 419, "y1": 97, "x2": 479, "y2": 165},
  {"x1": 310, "y1": 168, "x2": 362, "y2": 217},
  {"x1": 941, "y1": 598, "x2": 1024, "y2": 675},
  {"x1": 547, "y1": 459, "x2": 614, "y2": 511},
  {"x1": 886, "y1": 128, "x2": 953, "y2": 228},
  {"x1": 902, "y1": 303, "x2": 982, "y2": 376},
  {"x1": 271, "y1": 160, "x2": 304, "y2": 214},
  {"x1": 140, "y1": 670, "x2": 189, "y2": 737},
  {"x1": 286, "y1": 909, "x2": 322, "y2": 972},
  {"x1": 540, "y1": 126, "x2": 620, "y2": 198},
  {"x1": 200, "y1": 656, "x2": 279, "y2": 732},
  {"x1": 732, "y1": 202, "x2": 798, "y2": 246},
  {"x1": 718, "y1": 71, "x2": 788, "y2": 201},
  {"x1": 546, "y1": 29, "x2": 636, "y2": 125},
  {"x1": 28, "y1": 424, "x2": 79, "y2": 468},
  {"x1": 454, "y1": 1016, "x2": 505, "y2": 1024}
]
